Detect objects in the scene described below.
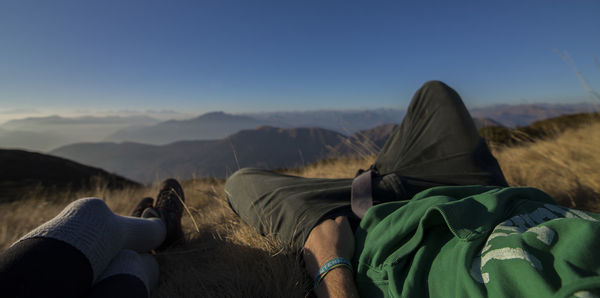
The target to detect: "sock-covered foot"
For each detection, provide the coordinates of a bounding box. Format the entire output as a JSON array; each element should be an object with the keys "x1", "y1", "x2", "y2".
[
  {"x1": 147, "y1": 179, "x2": 185, "y2": 251},
  {"x1": 130, "y1": 197, "x2": 154, "y2": 217},
  {"x1": 14, "y1": 198, "x2": 166, "y2": 281}
]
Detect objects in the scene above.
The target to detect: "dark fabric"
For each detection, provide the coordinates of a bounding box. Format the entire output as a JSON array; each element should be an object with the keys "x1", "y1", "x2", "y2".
[
  {"x1": 0, "y1": 237, "x2": 93, "y2": 298},
  {"x1": 225, "y1": 80, "x2": 508, "y2": 251},
  {"x1": 226, "y1": 168, "x2": 355, "y2": 250},
  {"x1": 372, "y1": 80, "x2": 508, "y2": 197},
  {"x1": 87, "y1": 274, "x2": 148, "y2": 298}
]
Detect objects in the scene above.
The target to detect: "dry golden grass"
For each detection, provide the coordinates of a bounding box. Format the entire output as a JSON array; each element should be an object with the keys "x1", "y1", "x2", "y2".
[
  {"x1": 283, "y1": 156, "x2": 374, "y2": 179},
  {"x1": 0, "y1": 122, "x2": 599, "y2": 297},
  {"x1": 493, "y1": 122, "x2": 600, "y2": 212}
]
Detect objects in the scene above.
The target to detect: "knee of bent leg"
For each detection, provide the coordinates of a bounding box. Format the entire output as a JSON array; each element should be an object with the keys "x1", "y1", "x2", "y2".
[
  {"x1": 418, "y1": 80, "x2": 462, "y2": 105},
  {"x1": 225, "y1": 168, "x2": 256, "y2": 196},
  {"x1": 421, "y1": 80, "x2": 451, "y2": 92},
  {"x1": 225, "y1": 168, "x2": 266, "y2": 210},
  {"x1": 229, "y1": 167, "x2": 258, "y2": 178},
  {"x1": 61, "y1": 197, "x2": 113, "y2": 219},
  {"x1": 226, "y1": 168, "x2": 262, "y2": 186}
]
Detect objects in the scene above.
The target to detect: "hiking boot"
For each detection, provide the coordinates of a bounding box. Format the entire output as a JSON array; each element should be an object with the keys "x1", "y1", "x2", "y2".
[
  {"x1": 130, "y1": 197, "x2": 154, "y2": 217},
  {"x1": 154, "y1": 178, "x2": 185, "y2": 250}
]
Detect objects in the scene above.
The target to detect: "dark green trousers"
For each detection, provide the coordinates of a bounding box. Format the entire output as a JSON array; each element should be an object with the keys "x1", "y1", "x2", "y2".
[{"x1": 225, "y1": 81, "x2": 508, "y2": 251}]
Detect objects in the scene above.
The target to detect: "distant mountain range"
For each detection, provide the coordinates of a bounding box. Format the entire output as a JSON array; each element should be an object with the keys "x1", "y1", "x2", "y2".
[
  {"x1": 59, "y1": 103, "x2": 598, "y2": 146},
  {"x1": 245, "y1": 109, "x2": 405, "y2": 135},
  {"x1": 106, "y1": 112, "x2": 270, "y2": 144},
  {"x1": 51, "y1": 126, "x2": 348, "y2": 182},
  {"x1": 1, "y1": 103, "x2": 596, "y2": 152},
  {"x1": 105, "y1": 110, "x2": 407, "y2": 145},
  {"x1": 1, "y1": 115, "x2": 158, "y2": 130},
  {"x1": 0, "y1": 149, "x2": 139, "y2": 203},
  {"x1": 0, "y1": 115, "x2": 159, "y2": 151},
  {"x1": 470, "y1": 103, "x2": 597, "y2": 127}
]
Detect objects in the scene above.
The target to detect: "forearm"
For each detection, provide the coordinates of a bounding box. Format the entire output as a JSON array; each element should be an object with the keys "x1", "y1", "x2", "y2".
[
  {"x1": 314, "y1": 267, "x2": 360, "y2": 298},
  {"x1": 303, "y1": 216, "x2": 360, "y2": 298}
]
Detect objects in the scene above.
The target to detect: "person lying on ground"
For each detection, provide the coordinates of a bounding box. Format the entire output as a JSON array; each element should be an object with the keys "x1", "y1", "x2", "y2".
[
  {"x1": 225, "y1": 81, "x2": 600, "y2": 298},
  {"x1": 0, "y1": 178, "x2": 186, "y2": 298}
]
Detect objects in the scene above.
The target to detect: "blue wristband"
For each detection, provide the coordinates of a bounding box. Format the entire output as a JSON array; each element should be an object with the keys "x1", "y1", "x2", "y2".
[{"x1": 313, "y1": 257, "x2": 353, "y2": 291}]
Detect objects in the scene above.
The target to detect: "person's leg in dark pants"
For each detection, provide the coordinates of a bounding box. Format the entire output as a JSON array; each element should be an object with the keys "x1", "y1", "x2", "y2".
[
  {"x1": 0, "y1": 242, "x2": 157, "y2": 298},
  {"x1": 0, "y1": 237, "x2": 94, "y2": 298},
  {"x1": 371, "y1": 80, "x2": 508, "y2": 199},
  {"x1": 225, "y1": 168, "x2": 355, "y2": 251}
]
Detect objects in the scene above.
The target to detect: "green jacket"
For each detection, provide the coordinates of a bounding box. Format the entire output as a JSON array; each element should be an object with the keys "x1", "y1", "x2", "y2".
[{"x1": 355, "y1": 186, "x2": 600, "y2": 298}]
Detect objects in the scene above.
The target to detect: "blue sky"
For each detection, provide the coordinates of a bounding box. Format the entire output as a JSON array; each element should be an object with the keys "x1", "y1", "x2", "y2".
[{"x1": 0, "y1": 0, "x2": 599, "y2": 120}]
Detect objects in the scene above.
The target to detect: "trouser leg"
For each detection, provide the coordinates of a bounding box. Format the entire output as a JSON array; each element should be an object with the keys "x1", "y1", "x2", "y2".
[
  {"x1": 225, "y1": 168, "x2": 354, "y2": 251},
  {"x1": 372, "y1": 80, "x2": 507, "y2": 198},
  {"x1": 0, "y1": 238, "x2": 93, "y2": 298}
]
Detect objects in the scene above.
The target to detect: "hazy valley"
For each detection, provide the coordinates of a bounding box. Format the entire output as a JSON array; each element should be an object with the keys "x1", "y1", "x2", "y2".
[{"x1": 0, "y1": 103, "x2": 595, "y2": 153}]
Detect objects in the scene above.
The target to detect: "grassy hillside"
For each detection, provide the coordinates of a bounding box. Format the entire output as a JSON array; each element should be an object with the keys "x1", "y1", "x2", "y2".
[
  {"x1": 479, "y1": 112, "x2": 600, "y2": 147},
  {"x1": 494, "y1": 122, "x2": 600, "y2": 212},
  {"x1": 0, "y1": 149, "x2": 139, "y2": 203},
  {"x1": 1, "y1": 122, "x2": 599, "y2": 297}
]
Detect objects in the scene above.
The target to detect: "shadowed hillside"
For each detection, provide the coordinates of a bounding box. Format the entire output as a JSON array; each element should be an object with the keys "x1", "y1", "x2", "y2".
[{"x1": 0, "y1": 149, "x2": 139, "y2": 203}]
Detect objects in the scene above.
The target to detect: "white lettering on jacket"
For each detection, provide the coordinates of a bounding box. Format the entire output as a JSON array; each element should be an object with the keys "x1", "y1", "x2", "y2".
[{"x1": 470, "y1": 204, "x2": 597, "y2": 284}]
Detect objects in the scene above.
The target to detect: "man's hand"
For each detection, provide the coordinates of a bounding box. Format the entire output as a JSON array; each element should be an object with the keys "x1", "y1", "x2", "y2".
[{"x1": 303, "y1": 216, "x2": 359, "y2": 298}]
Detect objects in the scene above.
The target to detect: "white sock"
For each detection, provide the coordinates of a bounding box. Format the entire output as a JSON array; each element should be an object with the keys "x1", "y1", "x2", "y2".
[
  {"x1": 117, "y1": 214, "x2": 166, "y2": 252},
  {"x1": 14, "y1": 198, "x2": 166, "y2": 281},
  {"x1": 95, "y1": 250, "x2": 159, "y2": 296}
]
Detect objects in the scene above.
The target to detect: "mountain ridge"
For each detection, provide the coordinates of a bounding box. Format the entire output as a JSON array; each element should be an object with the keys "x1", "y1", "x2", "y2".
[{"x1": 0, "y1": 149, "x2": 139, "y2": 203}]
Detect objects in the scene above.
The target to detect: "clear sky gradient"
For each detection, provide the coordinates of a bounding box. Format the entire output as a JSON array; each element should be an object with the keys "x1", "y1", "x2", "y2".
[{"x1": 1, "y1": 0, "x2": 599, "y2": 119}]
